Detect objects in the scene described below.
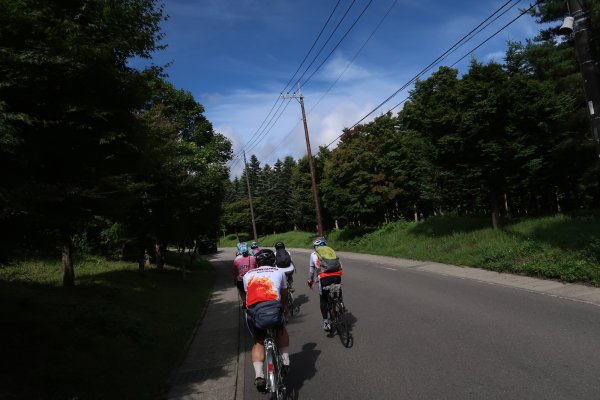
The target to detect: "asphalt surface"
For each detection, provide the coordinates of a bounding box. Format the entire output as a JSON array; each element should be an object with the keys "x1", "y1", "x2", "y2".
[{"x1": 241, "y1": 248, "x2": 600, "y2": 400}]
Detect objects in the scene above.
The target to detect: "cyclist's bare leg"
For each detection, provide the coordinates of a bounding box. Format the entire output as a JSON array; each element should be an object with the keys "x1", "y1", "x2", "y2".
[
  {"x1": 276, "y1": 327, "x2": 289, "y2": 348},
  {"x1": 276, "y1": 327, "x2": 290, "y2": 366},
  {"x1": 251, "y1": 340, "x2": 265, "y2": 362},
  {"x1": 251, "y1": 340, "x2": 265, "y2": 380}
]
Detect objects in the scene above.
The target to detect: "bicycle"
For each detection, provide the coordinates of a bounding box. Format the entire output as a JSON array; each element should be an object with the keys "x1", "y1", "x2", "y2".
[
  {"x1": 323, "y1": 283, "x2": 352, "y2": 348},
  {"x1": 286, "y1": 278, "x2": 300, "y2": 318},
  {"x1": 263, "y1": 327, "x2": 287, "y2": 399}
]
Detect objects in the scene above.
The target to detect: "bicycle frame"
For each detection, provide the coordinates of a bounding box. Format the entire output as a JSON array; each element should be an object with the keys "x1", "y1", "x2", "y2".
[{"x1": 264, "y1": 328, "x2": 286, "y2": 399}]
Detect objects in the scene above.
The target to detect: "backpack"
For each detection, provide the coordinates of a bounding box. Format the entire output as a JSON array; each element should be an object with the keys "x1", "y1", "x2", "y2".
[
  {"x1": 315, "y1": 246, "x2": 341, "y2": 272},
  {"x1": 275, "y1": 248, "x2": 291, "y2": 268},
  {"x1": 248, "y1": 300, "x2": 284, "y2": 330}
]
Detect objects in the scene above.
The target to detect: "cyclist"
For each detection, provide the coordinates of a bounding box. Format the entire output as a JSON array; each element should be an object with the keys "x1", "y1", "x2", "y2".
[
  {"x1": 236, "y1": 236, "x2": 248, "y2": 256},
  {"x1": 274, "y1": 241, "x2": 295, "y2": 292},
  {"x1": 250, "y1": 241, "x2": 261, "y2": 256},
  {"x1": 244, "y1": 249, "x2": 291, "y2": 392},
  {"x1": 232, "y1": 248, "x2": 257, "y2": 309},
  {"x1": 307, "y1": 237, "x2": 343, "y2": 331}
]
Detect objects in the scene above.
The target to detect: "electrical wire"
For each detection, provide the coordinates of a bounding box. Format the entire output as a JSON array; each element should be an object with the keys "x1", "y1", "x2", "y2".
[
  {"x1": 229, "y1": 0, "x2": 349, "y2": 166},
  {"x1": 290, "y1": 0, "x2": 359, "y2": 92},
  {"x1": 281, "y1": 0, "x2": 344, "y2": 95},
  {"x1": 250, "y1": 0, "x2": 378, "y2": 166},
  {"x1": 297, "y1": 0, "x2": 375, "y2": 92},
  {"x1": 323, "y1": 0, "x2": 535, "y2": 150},
  {"x1": 259, "y1": 0, "x2": 401, "y2": 165}
]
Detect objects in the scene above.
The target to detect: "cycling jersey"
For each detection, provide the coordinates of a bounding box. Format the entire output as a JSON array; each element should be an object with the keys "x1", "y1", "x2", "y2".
[
  {"x1": 232, "y1": 254, "x2": 257, "y2": 281},
  {"x1": 243, "y1": 266, "x2": 288, "y2": 308}
]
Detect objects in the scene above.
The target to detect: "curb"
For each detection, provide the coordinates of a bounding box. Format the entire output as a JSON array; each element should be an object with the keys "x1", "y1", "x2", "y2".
[
  {"x1": 235, "y1": 299, "x2": 245, "y2": 399},
  {"x1": 164, "y1": 259, "x2": 215, "y2": 395}
]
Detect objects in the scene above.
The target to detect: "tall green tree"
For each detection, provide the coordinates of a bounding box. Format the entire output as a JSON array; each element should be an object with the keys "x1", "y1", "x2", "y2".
[{"x1": 0, "y1": 0, "x2": 165, "y2": 285}]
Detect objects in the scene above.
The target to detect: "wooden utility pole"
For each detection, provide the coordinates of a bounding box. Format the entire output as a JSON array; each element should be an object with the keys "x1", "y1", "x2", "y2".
[
  {"x1": 283, "y1": 92, "x2": 324, "y2": 236},
  {"x1": 243, "y1": 150, "x2": 258, "y2": 242},
  {"x1": 564, "y1": 0, "x2": 600, "y2": 160}
]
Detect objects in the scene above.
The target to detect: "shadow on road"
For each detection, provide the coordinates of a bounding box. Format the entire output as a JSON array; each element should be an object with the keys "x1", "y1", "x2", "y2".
[
  {"x1": 286, "y1": 342, "x2": 321, "y2": 399},
  {"x1": 292, "y1": 294, "x2": 310, "y2": 307},
  {"x1": 344, "y1": 310, "x2": 357, "y2": 333}
]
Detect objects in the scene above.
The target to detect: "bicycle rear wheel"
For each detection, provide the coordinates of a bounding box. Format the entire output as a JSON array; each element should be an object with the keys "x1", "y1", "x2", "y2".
[
  {"x1": 335, "y1": 302, "x2": 351, "y2": 347},
  {"x1": 265, "y1": 347, "x2": 278, "y2": 394},
  {"x1": 268, "y1": 350, "x2": 287, "y2": 400}
]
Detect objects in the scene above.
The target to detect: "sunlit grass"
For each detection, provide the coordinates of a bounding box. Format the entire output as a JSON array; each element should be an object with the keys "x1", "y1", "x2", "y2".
[{"x1": 221, "y1": 213, "x2": 600, "y2": 285}]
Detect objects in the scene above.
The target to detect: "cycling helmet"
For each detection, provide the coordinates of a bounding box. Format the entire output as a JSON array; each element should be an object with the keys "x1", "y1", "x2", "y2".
[
  {"x1": 312, "y1": 237, "x2": 326, "y2": 248},
  {"x1": 255, "y1": 249, "x2": 276, "y2": 266},
  {"x1": 274, "y1": 241, "x2": 285, "y2": 250},
  {"x1": 250, "y1": 241, "x2": 258, "y2": 249}
]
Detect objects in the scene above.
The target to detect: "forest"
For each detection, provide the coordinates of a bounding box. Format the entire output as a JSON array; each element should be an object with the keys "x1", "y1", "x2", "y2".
[
  {"x1": 222, "y1": 1, "x2": 600, "y2": 235},
  {"x1": 0, "y1": 0, "x2": 232, "y2": 285},
  {"x1": 1, "y1": 0, "x2": 599, "y2": 285}
]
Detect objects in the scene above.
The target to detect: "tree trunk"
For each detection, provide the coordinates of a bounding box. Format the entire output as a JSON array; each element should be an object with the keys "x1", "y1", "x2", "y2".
[
  {"x1": 138, "y1": 248, "x2": 145, "y2": 272},
  {"x1": 155, "y1": 241, "x2": 164, "y2": 270},
  {"x1": 413, "y1": 204, "x2": 419, "y2": 222},
  {"x1": 62, "y1": 235, "x2": 75, "y2": 287},
  {"x1": 490, "y1": 191, "x2": 499, "y2": 230}
]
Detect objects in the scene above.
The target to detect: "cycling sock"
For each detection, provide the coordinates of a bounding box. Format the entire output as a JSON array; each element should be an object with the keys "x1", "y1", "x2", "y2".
[
  {"x1": 280, "y1": 347, "x2": 290, "y2": 365},
  {"x1": 253, "y1": 362, "x2": 264, "y2": 378}
]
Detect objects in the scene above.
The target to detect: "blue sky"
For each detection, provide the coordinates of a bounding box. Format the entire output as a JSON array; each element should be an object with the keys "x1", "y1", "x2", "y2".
[{"x1": 138, "y1": 0, "x2": 543, "y2": 177}]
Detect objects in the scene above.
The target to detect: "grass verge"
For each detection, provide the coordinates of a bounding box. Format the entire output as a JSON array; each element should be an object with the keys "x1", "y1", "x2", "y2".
[
  {"x1": 0, "y1": 253, "x2": 214, "y2": 400},
  {"x1": 221, "y1": 213, "x2": 600, "y2": 285}
]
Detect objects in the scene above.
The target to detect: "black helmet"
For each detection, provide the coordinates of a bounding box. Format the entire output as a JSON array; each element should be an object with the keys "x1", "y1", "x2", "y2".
[
  {"x1": 255, "y1": 249, "x2": 276, "y2": 266},
  {"x1": 274, "y1": 241, "x2": 285, "y2": 250}
]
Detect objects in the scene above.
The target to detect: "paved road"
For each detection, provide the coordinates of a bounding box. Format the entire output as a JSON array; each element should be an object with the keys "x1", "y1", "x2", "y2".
[{"x1": 238, "y1": 248, "x2": 600, "y2": 400}]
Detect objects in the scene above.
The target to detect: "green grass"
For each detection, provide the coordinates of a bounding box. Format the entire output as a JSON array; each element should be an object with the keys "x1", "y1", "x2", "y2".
[
  {"x1": 0, "y1": 253, "x2": 214, "y2": 400},
  {"x1": 219, "y1": 230, "x2": 317, "y2": 249},
  {"x1": 223, "y1": 213, "x2": 600, "y2": 285}
]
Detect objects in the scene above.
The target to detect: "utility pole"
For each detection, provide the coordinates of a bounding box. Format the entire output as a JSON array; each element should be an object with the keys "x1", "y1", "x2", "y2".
[
  {"x1": 563, "y1": 0, "x2": 600, "y2": 160},
  {"x1": 243, "y1": 150, "x2": 258, "y2": 242},
  {"x1": 283, "y1": 92, "x2": 324, "y2": 236}
]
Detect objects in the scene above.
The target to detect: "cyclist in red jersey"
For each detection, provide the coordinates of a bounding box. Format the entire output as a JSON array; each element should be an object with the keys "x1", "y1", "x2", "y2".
[{"x1": 244, "y1": 249, "x2": 290, "y2": 392}]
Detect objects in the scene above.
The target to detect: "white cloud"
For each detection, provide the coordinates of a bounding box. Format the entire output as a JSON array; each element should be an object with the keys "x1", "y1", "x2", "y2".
[
  {"x1": 485, "y1": 51, "x2": 505, "y2": 63},
  {"x1": 204, "y1": 62, "x2": 413, "y2": 178},
  {"x1": 317, "y1": 53, "x2": 372, "y2": 82}
]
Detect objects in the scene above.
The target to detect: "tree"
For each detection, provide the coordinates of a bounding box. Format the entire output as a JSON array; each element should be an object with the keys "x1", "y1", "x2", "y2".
[
  {"x1": 0, "y1": 0, "x2": 166, "y2": 285},
  {"x1": 133, "y1": 80, "x2": 231, "y2": 268}
]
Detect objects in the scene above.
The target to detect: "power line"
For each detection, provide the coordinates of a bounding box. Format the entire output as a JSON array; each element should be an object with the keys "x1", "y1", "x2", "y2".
[
  {"x1": 249, "y1": 0, "x2": 377, "y2": 166},
  {"x1": 259, "y1": 0, "x2": 400, "y2": 165},
  {"x1": 245, "y1": 98, "x2": 293, "y2": 155},
  {"x1": 324, "y1": 0, "x2": 533, "y2": 150},
  {"x1": 229, "y1": 0, "x2": 350, "y2": 166},
  {"x1": 290, "y1": 0, "x2": 359, "y2": 92},
  {"x1": 281, "y1": 0, "x2": 344, "y2": 94},
  {"x1": 296, "y1": 0, "x2": 375, "y2": 92}
]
